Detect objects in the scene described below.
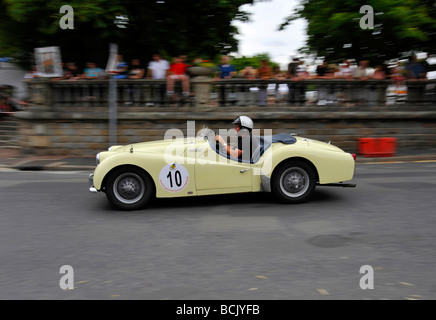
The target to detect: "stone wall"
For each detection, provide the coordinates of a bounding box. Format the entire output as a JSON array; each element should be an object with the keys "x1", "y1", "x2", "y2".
[
  {"x1": 13, "y1": 77, "x2": 436, "y2": 156},
  {"x1": 0, "y1": 116, "x2": 19, "y2": 146},
  {"x1": 14, "y1": 104, "x2": 436, "y2": 156}
]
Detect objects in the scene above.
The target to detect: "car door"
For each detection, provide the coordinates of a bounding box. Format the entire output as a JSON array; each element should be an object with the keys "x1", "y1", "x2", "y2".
[{"x1": 193, "y1": 139, "x2": 252, "y2": 193}]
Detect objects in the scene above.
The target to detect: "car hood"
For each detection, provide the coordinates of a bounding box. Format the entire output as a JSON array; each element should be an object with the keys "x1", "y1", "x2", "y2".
[{"x1": 123, "y1": 138, "x2": 197, "y2": 154}]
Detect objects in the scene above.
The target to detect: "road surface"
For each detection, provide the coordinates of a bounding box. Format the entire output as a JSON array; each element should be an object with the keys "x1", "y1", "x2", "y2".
[{"x1": 0, "y1": 161, "x2": 435, "y2": 300}]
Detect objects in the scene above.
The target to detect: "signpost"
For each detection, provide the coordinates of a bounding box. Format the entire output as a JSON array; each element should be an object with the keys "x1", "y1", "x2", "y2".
[{"x1": 106, "y1": 44, "x2": 118, "y2": 147}]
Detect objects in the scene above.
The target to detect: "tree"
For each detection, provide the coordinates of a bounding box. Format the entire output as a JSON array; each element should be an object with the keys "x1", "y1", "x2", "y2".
[
  {"x1": 0, "y1": 0, "x2": 256, "y2": 69},
  {"x1": 279, "y1": 0, "x2": 436, "y2": 64},
  {"x1": 231, "y1": 53, "x2": 279, "y2": 71}
]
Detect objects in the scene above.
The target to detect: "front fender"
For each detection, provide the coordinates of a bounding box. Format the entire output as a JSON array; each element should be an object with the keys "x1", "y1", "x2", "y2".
[
  {"x1": 93, "y1": 152, "x2": 161, "y2": 190},
  {"x1": 92, "y1": 151, "x2": 196, "y2": 198}
]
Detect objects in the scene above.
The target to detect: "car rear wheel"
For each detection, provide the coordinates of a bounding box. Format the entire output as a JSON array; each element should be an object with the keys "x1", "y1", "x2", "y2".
[
  {"x1": 105, "y1": 167, "x2": 153, "y2": 210},
  {"x1": 272, "y1": 160, "x2": 316, "y2": 203}
]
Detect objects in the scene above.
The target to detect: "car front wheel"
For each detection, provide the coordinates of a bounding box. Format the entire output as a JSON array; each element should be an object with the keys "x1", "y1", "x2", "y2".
[
  {"x1": 105, "y1": 167, "x2": 153, "y2": 210},
  {"x1": 271, "y1": 160, "x2": 316, "y2": 203}
]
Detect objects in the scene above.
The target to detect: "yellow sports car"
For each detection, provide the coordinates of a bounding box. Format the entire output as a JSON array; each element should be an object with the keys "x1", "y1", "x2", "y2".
[{"x1": 89, "y1": 125, "x2": 356, "y2": 210}]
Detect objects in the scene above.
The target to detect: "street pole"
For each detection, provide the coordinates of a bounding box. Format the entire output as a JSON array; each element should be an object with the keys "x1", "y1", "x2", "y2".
[
  {"x1": 107, "y1": 44, "x2": 118, "y2": 147},
  {"x1": 109, "y1": 74, "x2": 117, "y2": 146}
]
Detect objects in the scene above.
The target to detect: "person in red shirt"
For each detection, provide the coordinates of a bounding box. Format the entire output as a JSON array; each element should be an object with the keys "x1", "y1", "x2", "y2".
[{"x1": 166, "y1": 56, "x2": 190, "y2": 98}]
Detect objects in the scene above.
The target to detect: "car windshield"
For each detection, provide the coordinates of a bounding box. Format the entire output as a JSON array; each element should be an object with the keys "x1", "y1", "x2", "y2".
[{"x1": 197, "y1": 126, "x2": 215, "y2": 140}]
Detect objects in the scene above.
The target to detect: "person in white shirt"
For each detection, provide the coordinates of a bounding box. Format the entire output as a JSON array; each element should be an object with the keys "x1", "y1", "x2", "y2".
[
  {"x1": 147, "y1": 54, "x2": 170, "y2": 105},
  {"x1": 147, "y1": 54, "x2": 169, "y2": 80},
  {"x1": 339, "y1": 60, "x2": 353, "y2": 79}
]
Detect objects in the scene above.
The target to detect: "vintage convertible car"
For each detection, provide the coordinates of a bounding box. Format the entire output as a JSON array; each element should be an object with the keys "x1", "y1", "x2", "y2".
[{"x1": 89, "y1": 127, "x2": 356, "y2": 210}]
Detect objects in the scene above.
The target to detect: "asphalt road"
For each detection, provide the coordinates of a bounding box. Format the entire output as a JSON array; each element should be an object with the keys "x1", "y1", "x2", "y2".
[{"x1": 0, "y1": 161, "x2": 436, "y2": 300}]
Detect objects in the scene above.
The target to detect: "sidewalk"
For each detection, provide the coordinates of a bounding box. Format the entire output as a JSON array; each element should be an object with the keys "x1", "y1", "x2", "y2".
[
  {"x1": 0, "y1": 147, "x2": 96, "y2": 171},
  {"x1": 1, "y1": 147, "x2": 436, "y2": 171}
]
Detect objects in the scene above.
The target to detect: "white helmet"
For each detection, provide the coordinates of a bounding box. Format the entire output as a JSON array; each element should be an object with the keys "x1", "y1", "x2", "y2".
[{"x1": 233, "y1": 116, "x2": 253, "y2": 130}]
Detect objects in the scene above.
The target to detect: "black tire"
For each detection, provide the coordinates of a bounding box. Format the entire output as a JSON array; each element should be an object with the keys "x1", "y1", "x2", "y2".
[
  {"x1": 105, "y1": 167, "x2": 154, "y2": 210},
  {"x1": 271, "y1": 160, "x2": 316, "y2": 203}
]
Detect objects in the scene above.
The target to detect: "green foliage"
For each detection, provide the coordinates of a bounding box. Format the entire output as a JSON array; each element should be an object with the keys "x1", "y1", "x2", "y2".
[
  {"x1": 230, "y1": 53, "x2": 279, "y2": 71},
  {"x1": 0, "y1": 0, "x2": 256, "y2": 69},
  {"x1": 280, "y1": 0, "x2": 436, "y2": 64}
]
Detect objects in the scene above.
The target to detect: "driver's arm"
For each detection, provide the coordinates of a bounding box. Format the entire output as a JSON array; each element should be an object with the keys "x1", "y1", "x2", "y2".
[
  {"x1": 229, "y1": 147, "x2": 243, "y2": 158},
  {"x1": 216, "y1": 135, "x2": 243, "y2": 158}
]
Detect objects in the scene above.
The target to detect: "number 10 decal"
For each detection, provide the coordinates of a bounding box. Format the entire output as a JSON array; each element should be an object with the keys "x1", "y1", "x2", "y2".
[
  {"x1": 167, "y1": 170, "x2": 182, "y2": 188},
  {"x1": 159, "y1": 163, "x2": 189, "y2": 192}
]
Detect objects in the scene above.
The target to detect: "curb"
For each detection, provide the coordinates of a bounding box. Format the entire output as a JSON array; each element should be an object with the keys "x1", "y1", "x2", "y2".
[
  {"x1": 356, "y1": 154, "x2": 436, "y2": 164},
  {"x1": 1, "y1": 155, "x2": 436, "y2": 172},
  {"x1": 0, "y1": 155, "x2": 96, "y2": 171}
]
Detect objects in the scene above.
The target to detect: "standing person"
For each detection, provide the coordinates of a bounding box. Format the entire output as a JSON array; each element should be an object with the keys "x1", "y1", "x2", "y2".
[
  {"x1": 315, "y1": 61, "x2": 329, "y2": 78},
  {"x1": 353, "y1": 60, "x2": 370, "y2": 105},
  {"x1": 147, "y1": 53, "x2": 170, "y2": 105},
  {"x1": 257, "y1": 59, "x2": 273, "y2": 106},
  {"x1": 81, "y1": 62, "x2": 104, "y2": 100},
  {"x1": 338, "y1": 60, "x2": 353, "y2": 79},
  {"x1": 372, "y1": 65, "x2": 386, "y2": 79},
  {"x1": 272, "y1": 65, "x2": 286, "y2": 79},
  {"x1": 296, "y1": 65, "x2": 311, "y2": 79},
  {"x1": 239, "y1": 66, "x2": 258, "y2": 79},
  {"x1": 64, "y1": 62, "x2": 80, "y2": 80},
  {"x1": 272, "y1": 66, "x2": 288, "y2": 102},
  {"x1": 258, "y1": 59, "x2": 272, "y2": 79},
  {"x1": 236, "y1": 66, "x2": 258, "y2": 106},
  {"x1": 82, "y1": 62, "x2": 103, "y2": 79},
  {"x1": 335, "y1": 60, "x2": 353, "y2": 105},
  {"x1": 287, "y1": 57, "x2": 299, "y2": 79},
  {"x1": 387, "y1": 62, "x2": 407, "y2": 104},
  {"x1": 215, "y1": 55, "x2": 236, "y2": 79},
  {"x1": 215, "y1": 55, "x2": 236, "y2": 106},
  {"x1": 126, "y1": 59, "x2": 145, "y2": 105},
  {"x1": 407, "y1": 54, "x2": 428, "y2": 79},
  {"x1": 369, "y1": 65, "x2": 387, "y2": 106},
  {"x1": 287, "y1": 57, "x2": 306, "y2": 105},
  {"x1": 147, "y1": 53, "x2": 170, "y2": 80},
  {"x1": 113, "y1": 55, "x2": 128, "y2": 79},
  {"x1": 315, "y1": 61, "x2": 329, "y2": 105},
  {"x1": 353, "y1": 60, "x2": 369, "y2": 79},
  {"x1": 128, "y1": 59, "x2": 144, "y2": 79},
  {"x1": 166, "y1": 55, "x2": 190, "y2": 99}
]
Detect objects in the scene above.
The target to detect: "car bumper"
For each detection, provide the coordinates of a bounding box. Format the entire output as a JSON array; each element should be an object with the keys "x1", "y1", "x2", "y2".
[{"x1": 89, "y1": 173, "x2": 98, "y2": 193}]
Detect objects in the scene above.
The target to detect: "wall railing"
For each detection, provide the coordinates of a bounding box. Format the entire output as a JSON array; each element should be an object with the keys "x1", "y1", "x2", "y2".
[{"x1": 27, "y1": 78, "x2": 436, "y2": 109}]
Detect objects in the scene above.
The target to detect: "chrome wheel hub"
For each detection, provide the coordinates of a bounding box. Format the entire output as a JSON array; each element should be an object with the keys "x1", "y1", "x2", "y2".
[
  {"x1": 280, "y1": 167, "x2": 309, "y2": 198},
  {"x1": 113, "y1": 173, "x2": 145, "y2": 204}
]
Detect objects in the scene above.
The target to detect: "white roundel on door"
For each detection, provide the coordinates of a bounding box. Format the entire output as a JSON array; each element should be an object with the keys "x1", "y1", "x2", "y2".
[{"x1": 159, "y1": 163, "x2": 189, "y2": 192}]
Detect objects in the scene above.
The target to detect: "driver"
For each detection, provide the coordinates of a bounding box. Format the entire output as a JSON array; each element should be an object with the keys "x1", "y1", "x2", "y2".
[{"x1": 215, "y1": 115, "x2": 257, "y2": 162}]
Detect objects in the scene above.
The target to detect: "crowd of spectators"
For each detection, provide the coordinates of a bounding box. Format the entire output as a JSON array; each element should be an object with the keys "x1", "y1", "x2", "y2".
[
  {"x1": 21, "y1": 52, "x2": 433, "y2": 106},
  {"x1": 25, "y1": 53, "x2": 430, "y2": 82}
]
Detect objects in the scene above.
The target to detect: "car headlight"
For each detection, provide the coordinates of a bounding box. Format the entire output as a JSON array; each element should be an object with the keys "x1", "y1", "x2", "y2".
[{"x1": 96, "y1": 153, "x2": 100, "y2": 165}]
